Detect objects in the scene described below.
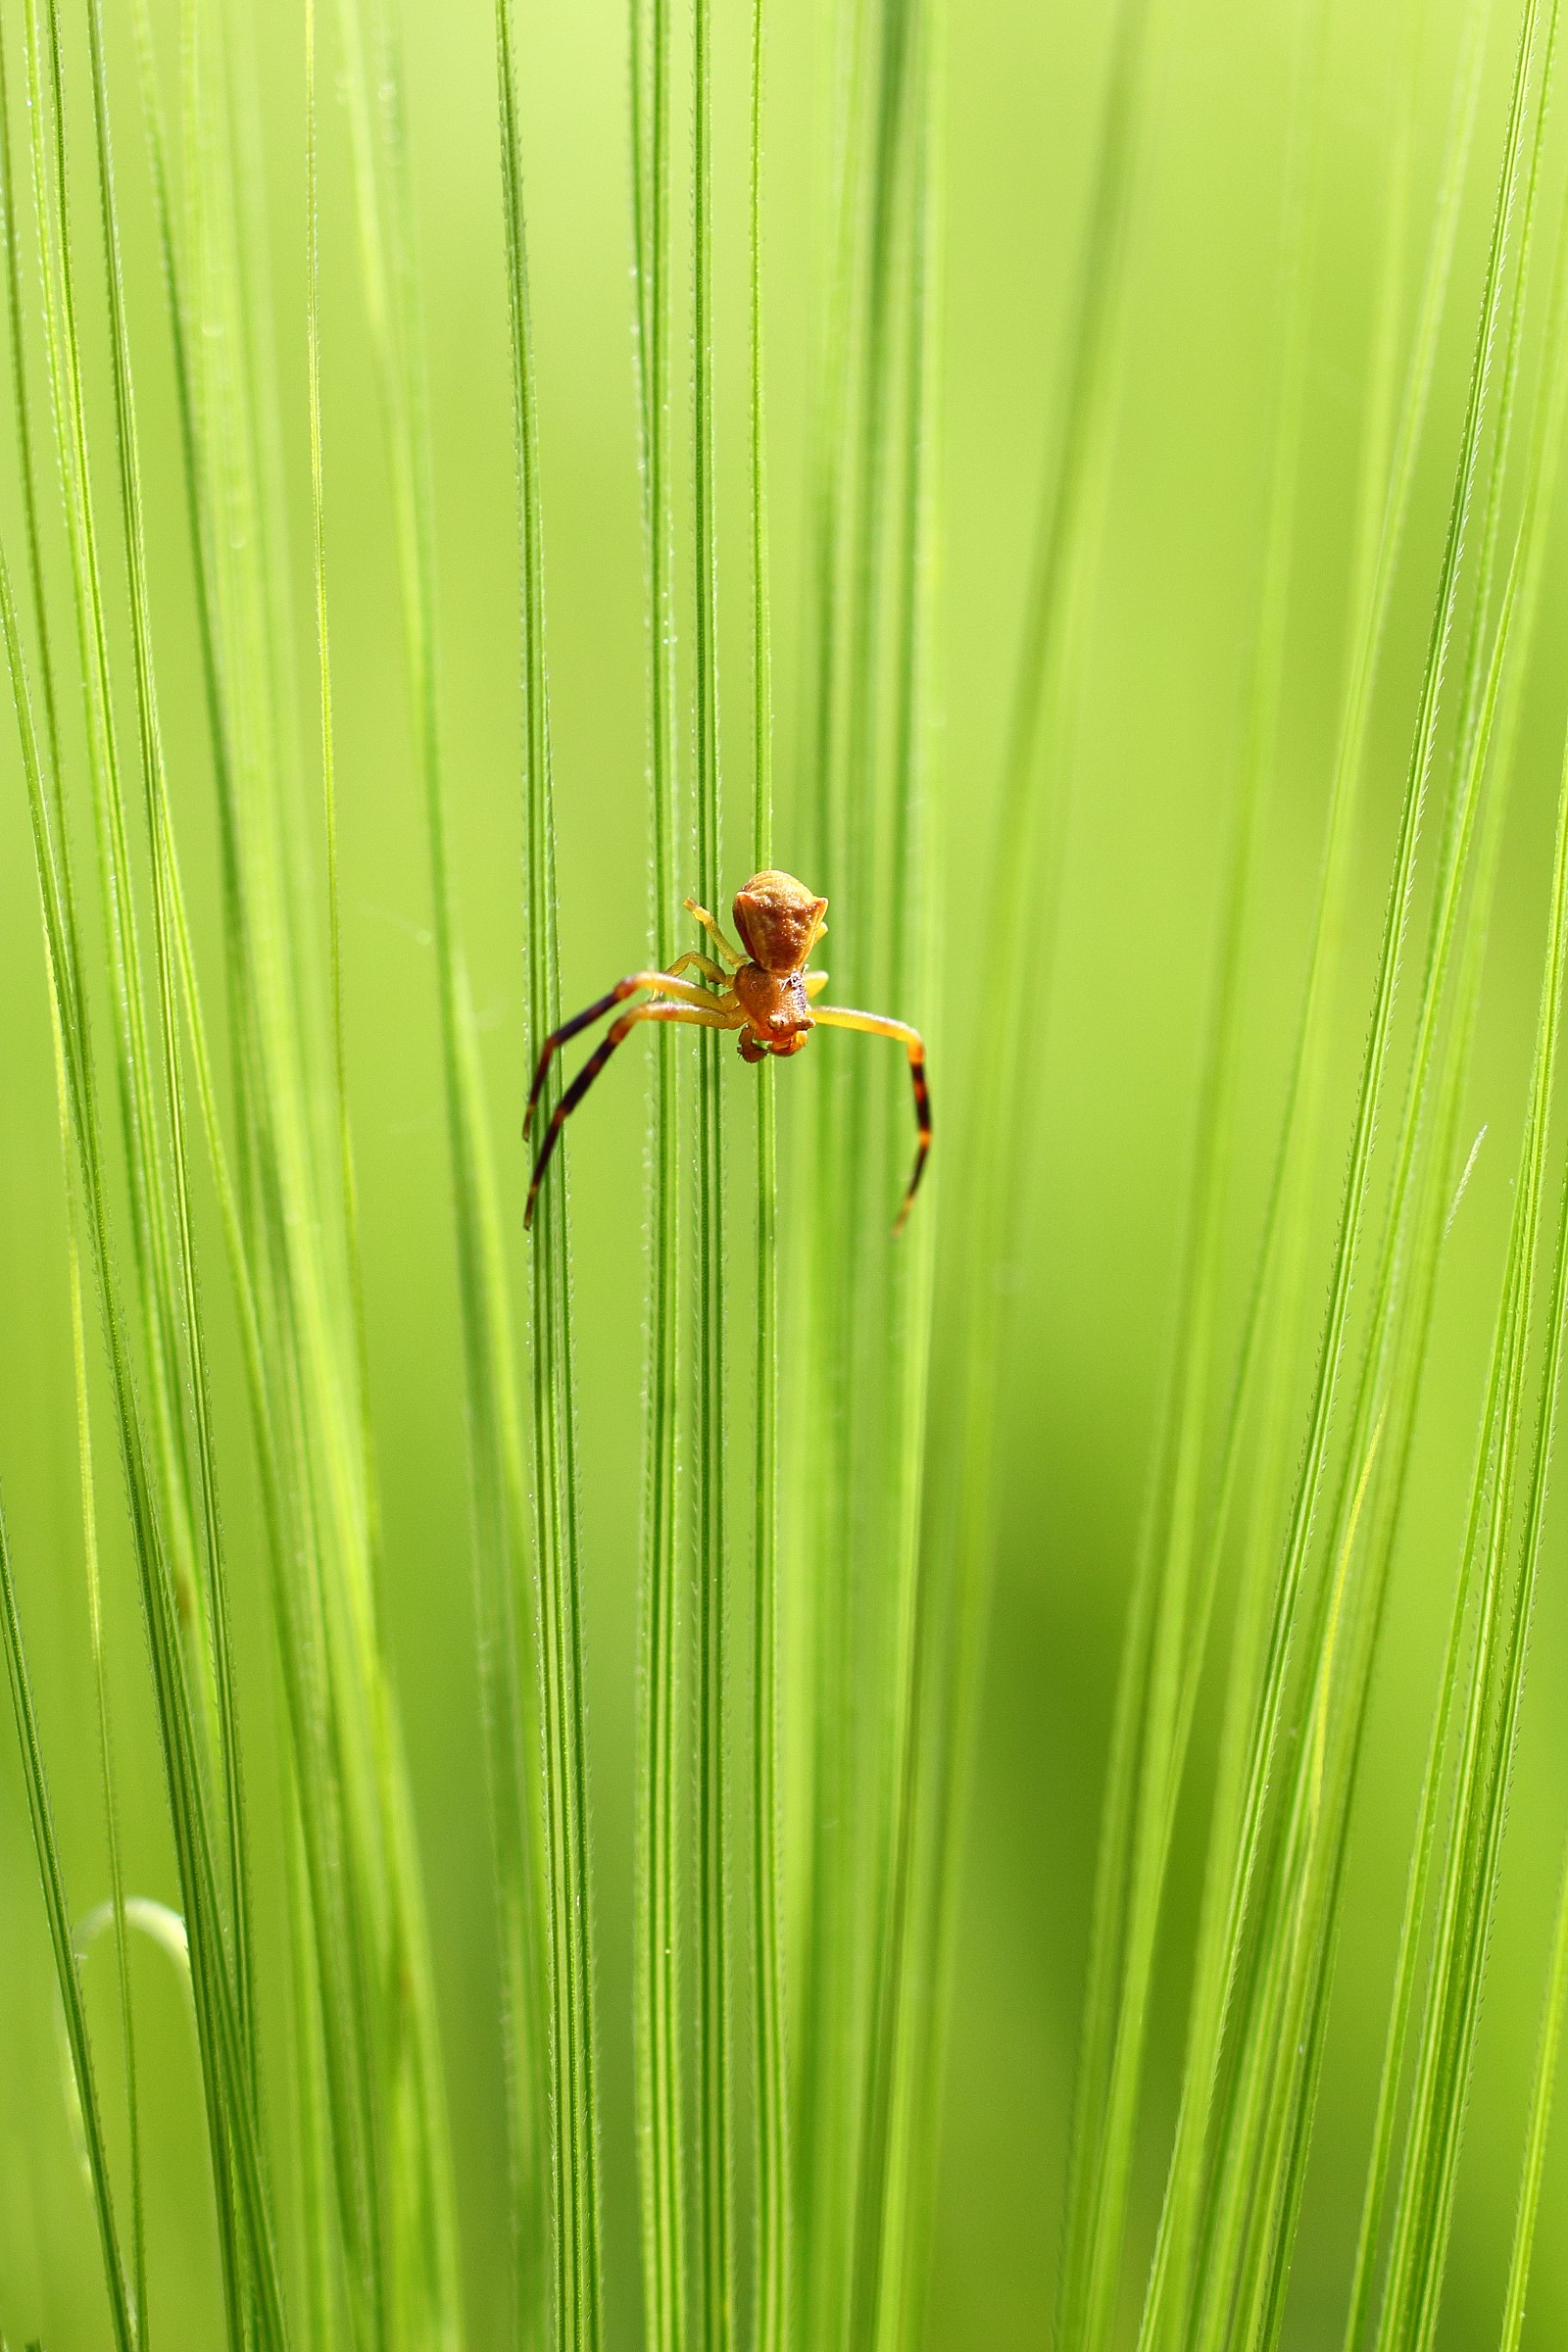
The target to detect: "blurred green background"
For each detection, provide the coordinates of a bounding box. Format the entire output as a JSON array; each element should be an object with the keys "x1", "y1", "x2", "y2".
[{"x1": 2, "y1": 0, "x2": 1567, "y2": 2344}]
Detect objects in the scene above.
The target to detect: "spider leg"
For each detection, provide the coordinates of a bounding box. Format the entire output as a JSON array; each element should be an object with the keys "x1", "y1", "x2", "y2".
[
  {"x1": 667, "y1": 950, "x2": 732, "y2": 986},
  {"x1": 683, "y1": 898, "x2": 746, "y2": 967},
  {"x1": 524, "y1": 970, "x2": 730, "y2": 1137},
  {"x1": 806, "y1": 969, "x2": 830, "y2": 998},
  {"x1": 809, "y1": 1005, "x2": 931, "y2": 1232},
  {"x1": 525, "y1": 999, "x2": 742, "y2": 1229}
]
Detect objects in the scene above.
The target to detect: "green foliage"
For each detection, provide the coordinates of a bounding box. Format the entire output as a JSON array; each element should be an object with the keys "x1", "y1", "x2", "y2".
[{"x1": 3, "y1": 0, "x2": 1568, "y2": 2349}]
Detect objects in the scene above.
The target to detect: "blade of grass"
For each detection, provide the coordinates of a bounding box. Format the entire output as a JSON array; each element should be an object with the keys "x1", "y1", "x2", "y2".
[
  {"x1": 792, "y1": 15, "x2": 937, "y2": 2347},
  {"x1": 79, "y1": 0, "x2": 259, "y2": 2101},
  {"x1": 790, "y1": 5, "x2": 879, "y2": 2321},
  {"x1": 15, "y1": 2, "x2": 291, "y2": 2328},
  {"x1": 0, "y1": 1475, "x2": 134, "y2": 2352},
  {"x1": 1235, "y1": 446, "x2": 1552, "y2": 2352},
  {"x1": 126, "y1": 1, "x2": 446, "y2": 2331},
  {"x1": 748, "y1": 3, "x2": 791, "y2": 2347},
  {"x1": 842, "y1": 5, "x2": 943, "y2": 2344},
  {"x1": 55, "y1": 990, "x2": 148, "y2": 2347},
  {"x1": 1052, "y1": 7, "x2": 1330, "y2": 2340},
  {"x1": 474, "y1": 0, "x2": 611, "y2": 2338},
  {"x1": 1338, "y1": 63, "x2": 1568, "y2": 2352},
  {"x1": 1369, "y1": 542, "x2": 1568, "y2": 2352},
  {"x1": 875, "y1": 0, "x2": 1160, "y2": 2328},
  {"x1": 338, "y1": 0, "x2": 571, "y2": 2335},
  {"x1": 1127, "y1": 0, "x2": 1492, "y2": 2333},
  {"x1": 22, "y1": 0, "x2": 203, "y2": 1776},
  {"x1": 1135, "y1": 1, "x2": 1542, "y2": 2340},
  {"x1": 0, "y1": 37, "x2": 143, "y2": 2328},
  {"x1": 488, "y1": 6, "x2": 559, "y2": 2346},
  {"x1": 1380, "y1": 453, "x2": 1568, "y2": 2352},
  {"x1": 1189, "y1": 482, "x2": 1542, "y2": 2352},
  {"x1": 691, "y1": 2, "x2": 734, "y2": 2344},
  {"x1": 1173, "y1": 0, "x2": 1563, "y2": 2328},
  {"x1": 1499, "y1": 1836, "x2": 1568, "y2": 2352},
  {"x1": 1135, "y1": 18, "x2": 1469, "y2": 2286},
  {"x1": 24, "y1": 0, "x2": 211, "y2": 1728},
  {"x1": 627, "y1": 0, "x2": 687, "y2": 2344},
  {"x1": 124, "y1": 3, "x2": 395, "y2": 2324},
  {"x1": 1124, "y1": 21, "x2": 1493, "y2": 2289},
  {"x1": 1, "y1": 503, "x2": 286, "y2": 2346}
]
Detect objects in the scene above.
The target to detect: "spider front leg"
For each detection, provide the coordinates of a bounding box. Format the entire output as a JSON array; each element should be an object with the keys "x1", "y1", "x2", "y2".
[
  {"x1": 524, "y1": 969, "x2": 729, "y2": 1138},
  {"x1": 667, "y1": 950, "x2": 732, "y2": 987},
  {"x1": 810, "y1": 1005, "x2": 932, "y2": 1231},
  {"x1": 683, "y1": 897, "x2": 746, "y2": 968},
  {"x1": 525, "y1": 999, "x2": 741, "y2": 1229}
]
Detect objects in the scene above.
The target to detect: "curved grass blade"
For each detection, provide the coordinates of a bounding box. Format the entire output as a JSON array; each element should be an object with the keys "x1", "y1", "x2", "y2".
[
  {"x1": 77, "y1": 0, "x2": 257, "y2": 2097},
  {"x1": 1125, "y1": 0, "x2": 1494, "y2": 2333},
  {"x1": 1132, "y1": 1, "x2": 1543, "y2": 2341},
  {"x1": 1169, "y1": 0, "x2": 1566, "y2": 2330},
  {"x1": 124, "y1": 1, "x2": 407, "y2": 2326},
  {"x1": 13, "y1": 3, "x2": 290, "y2": 2329},
  {"x1": 1, "y1": 514, "x2": 287, "y2": 2347},
  {"x1": 0, "y1": 1479, "x2": 135, "y2": 2352},
  {"x1": 57, "y1": 1000, "x2": 148, "y2": 2345},
  {"x1": 1499, "y1": 1837, "x2": 1568, "y2": 2352},
  {"x1": 0, "y1": 37, "x2": 145, "y2": 2333},
  {"x1": 1368, "y1": 557, "x2": 1568, "y2": 2352},
  {"x1": 1237, "y1": 445, "x2": 1559, "y2": 2352}
]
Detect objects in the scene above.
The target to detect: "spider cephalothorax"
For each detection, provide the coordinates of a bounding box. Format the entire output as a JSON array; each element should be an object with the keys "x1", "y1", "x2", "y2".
[{"x1": 523, "y1": 870, "x2": 929, "y2": 1231}]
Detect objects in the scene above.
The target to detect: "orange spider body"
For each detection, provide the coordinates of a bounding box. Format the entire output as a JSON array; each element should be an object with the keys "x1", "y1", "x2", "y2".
[
  {"x1": 730, "y1": 873, "x2": 826, "y2": 1058},
  {"x1": 733, "y1": 964, "x2": 812, "y2": 1057},
  {"x1": 523, "y1": 870, "x2": 929, "y2": 1231}
]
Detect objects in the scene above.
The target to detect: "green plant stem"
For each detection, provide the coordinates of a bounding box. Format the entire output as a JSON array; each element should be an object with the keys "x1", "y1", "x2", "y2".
[
  {"x1": 749, "y1": 2, "x2": 790, "y2": 2348},
  {"x1": 1135, "y1": 0, "x2": 1489, "y2": 2333},
  {"x1": 56, "y1": 991, "x2": 148, "y2": 2349},
  {"x1": 692, "y1": 4, "x2": 733, "y2": 2347},
  {"x1": 628, "y1": 0, "x2": 686, "y2": 2343},
  {"x1": 489, "y1": 0, "x2": 564, "y2": 2341},
  {"x1": 903, "y1": 1, "x2": 1159, "y2": 2332},
  {"x1": 1, "y1": 511, "x2": 286, "y2": 2348},
  {"x1": 0, "y1": 1477, "x2": 135, "y2": 2352},
  {"x1": 16, "y1": 1, "x2": 289, "y2": 2328},
  {"x1": 1499, "y1": 1838, "x2": 1568, "y2": 2352},
  {"x1": 1054, "y1": 8, "x2": 1328, "y2": 2340}
]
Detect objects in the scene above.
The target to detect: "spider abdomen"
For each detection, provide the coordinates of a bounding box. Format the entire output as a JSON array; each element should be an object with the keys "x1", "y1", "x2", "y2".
[{"x1": 732, "y1": 870, "x2": 829, "y2": 972}]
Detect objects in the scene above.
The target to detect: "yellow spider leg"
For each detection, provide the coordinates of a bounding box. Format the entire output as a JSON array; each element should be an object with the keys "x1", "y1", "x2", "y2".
[
  {"x1": 524, "y1": 968, "x2": 733, "y2": 1136},
  {"x1": 806, "y1": 969, "x2": 830, "y2": 998},
  {"x1": 525, "y1": 999, "x2": 742, "y2": 1229},
  {"x1": 810, "y1": 1004, "x2": 931, "y2": 1231},
  {"x1": 684, "y1": 897, "x2": 746, "y2": 967},
  {"x1": 667, "y1": 950, "x2": 732, "y2": 986}
]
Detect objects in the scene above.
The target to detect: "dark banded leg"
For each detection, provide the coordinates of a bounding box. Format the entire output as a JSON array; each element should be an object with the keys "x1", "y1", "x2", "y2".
[
  {"x1": 523, "y1": 969, "x2": 729, "y2": 1138},
  {"x1": 810, "y1": 1005, "x2": 932, "y2": 1232},
  {"x1": 524, "y1": 1000, "x2": 740, "y2": 1229}
]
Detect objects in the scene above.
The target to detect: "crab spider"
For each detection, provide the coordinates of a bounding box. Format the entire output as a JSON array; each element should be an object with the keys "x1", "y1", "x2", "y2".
[{"x1": 523, "y1": 869, "x2": 931, "y2": 1233}]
